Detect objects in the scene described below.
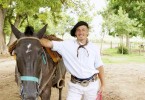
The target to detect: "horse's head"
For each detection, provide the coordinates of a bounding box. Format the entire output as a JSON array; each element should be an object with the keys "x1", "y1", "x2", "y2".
[{"x1": 11, "y1": 24, "x2": 47, "y2": 100}]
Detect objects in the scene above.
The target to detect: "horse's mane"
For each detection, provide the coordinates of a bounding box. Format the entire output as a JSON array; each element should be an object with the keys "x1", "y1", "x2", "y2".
[{"x1": 24, "y1": 26, "x2": 34, "y2": 36}]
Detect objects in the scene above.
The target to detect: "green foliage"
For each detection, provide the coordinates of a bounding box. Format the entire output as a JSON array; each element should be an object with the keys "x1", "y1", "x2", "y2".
[
  {"x1": 4, "y1": 18, "x2": 11, "y2": 36},
  {"x1": 1, "y1": 0, "x2": 97, "y2": 37},
  {"x1": 65, "y1": 0, "x2": 96, "y2": 23},
  {"x1": 54, "y1": 12, "x2": 75, "y2": 37},
  {"x1": 102, "y1": 6, "x2": 142, "y2": 38},
  {"x1": 117, "y1": 45, "x2": 129, "y2": 54},
  {"x1": 0, "y1": 0, "x2": 12, "y2": 8},
  {"x1": 108, "y1": 0, "x2": 145, "y2": 37}
]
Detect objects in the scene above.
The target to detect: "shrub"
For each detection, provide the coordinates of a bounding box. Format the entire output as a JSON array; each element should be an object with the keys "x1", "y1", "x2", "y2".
[{"x1": 117, "y1": 45, "x2": 129, "y2": 54}]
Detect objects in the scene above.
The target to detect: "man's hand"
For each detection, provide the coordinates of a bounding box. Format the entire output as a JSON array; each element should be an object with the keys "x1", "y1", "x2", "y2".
[{"x1": 98, "y1": 85, "x2": 105, "y2": 93}]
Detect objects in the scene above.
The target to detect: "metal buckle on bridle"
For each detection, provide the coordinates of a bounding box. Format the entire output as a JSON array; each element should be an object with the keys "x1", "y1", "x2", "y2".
[{"x1": 80, "y1": 80, "x2": 89, "y2": 87}]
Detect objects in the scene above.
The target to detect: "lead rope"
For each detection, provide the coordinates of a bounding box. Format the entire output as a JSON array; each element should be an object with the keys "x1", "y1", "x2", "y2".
[
  {"x1": 39, "y1": 65, "x2": 57, "y2": 95},
  {"x1": 38, "y1": 48, "x2": 57, "y2": 95}
]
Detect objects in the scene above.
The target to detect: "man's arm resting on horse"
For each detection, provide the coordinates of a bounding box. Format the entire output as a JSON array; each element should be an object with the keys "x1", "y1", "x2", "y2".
[
  {"x1": 40, "y1": 38, "x2": 53, "y2": 48},
  {"x1": 97, "y1": 66, "x2": 105, "y2": 93}
]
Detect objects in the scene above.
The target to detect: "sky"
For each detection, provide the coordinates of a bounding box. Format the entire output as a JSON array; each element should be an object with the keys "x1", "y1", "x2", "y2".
[
  {"x1": 89, "y1": 0, "x2": 107, "y2": 37},
  {"x1": 91, "y1": 0, "x2": 107, "y2": 11}
]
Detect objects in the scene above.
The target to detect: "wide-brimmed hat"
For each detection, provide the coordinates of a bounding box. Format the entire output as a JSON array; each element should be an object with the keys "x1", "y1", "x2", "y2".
[{"x1": 70, "y1": 21, "x2": 89, "y2": 37}]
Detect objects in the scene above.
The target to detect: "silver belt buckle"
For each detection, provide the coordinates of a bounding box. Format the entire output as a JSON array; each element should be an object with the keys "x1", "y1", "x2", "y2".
[{"x1": 80, "y1": 80, "x2": 89, "y2": 87}]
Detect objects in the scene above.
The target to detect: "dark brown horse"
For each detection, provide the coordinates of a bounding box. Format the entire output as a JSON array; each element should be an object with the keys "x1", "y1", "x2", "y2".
[{"x1": 11, "y1": 24, "x2": 66, "y2": 100}]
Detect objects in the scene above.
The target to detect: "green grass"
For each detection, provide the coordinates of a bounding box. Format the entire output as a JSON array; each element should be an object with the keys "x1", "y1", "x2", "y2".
[{"x1": 102, "y1": 48, "x2": 145, "y2": 63}]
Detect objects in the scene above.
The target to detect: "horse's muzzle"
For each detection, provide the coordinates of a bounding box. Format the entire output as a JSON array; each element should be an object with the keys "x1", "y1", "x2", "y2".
[{"x1": 22, "y1": 93, "x2": 38, "y2": 100}]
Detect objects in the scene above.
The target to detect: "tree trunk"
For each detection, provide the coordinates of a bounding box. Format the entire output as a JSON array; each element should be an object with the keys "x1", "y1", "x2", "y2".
[
  {"x1": 0, "y1": 6, "x2": 8, "y2": 55},
  {"x1": 126, "y1": 34, "x2": 130, "y2": 54},
  {"x1": 126, "y1": 34, "x2": 130, "y2": 48},
  {"x1": 110, "y1": 41, "x2": 112, "y2": 49},
  {"x1": 100, "y1": 31, "x2": 106, "y2": 53},
  {"x1": 119, "y1": 35, "x2": 124, "y2": 54},
  {"x1": 7, "y1": 15, "x2": 21, "y2": 46}
]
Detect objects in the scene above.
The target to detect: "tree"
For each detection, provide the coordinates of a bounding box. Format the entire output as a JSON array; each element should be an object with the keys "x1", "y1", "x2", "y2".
[
  {"x1": 55, "y1": 13, "x2": 75, "y2": 38},
  {"x1": 7, "y1": 0, "x2": 64, "y2": 45},
  {"x1": 0, "y1": 0, "x2": 97, "y2": 55},
  {"x1": 0, "y1": 0, "x2": 66, "y2": 54},
  {"x1": 101, "y1": 7, "x2": 142, "y2": 52},
  {"x1": 0, "y1": 0, "x2": 11, "y2": 54},
  {"x1": 108, "y1": 0, "x2": 145, "y2": 38}
]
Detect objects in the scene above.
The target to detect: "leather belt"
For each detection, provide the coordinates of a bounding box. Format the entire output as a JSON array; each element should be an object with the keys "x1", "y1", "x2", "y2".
[{"x1": 71, "y1": 74, "x2": 97, "y2": 87}]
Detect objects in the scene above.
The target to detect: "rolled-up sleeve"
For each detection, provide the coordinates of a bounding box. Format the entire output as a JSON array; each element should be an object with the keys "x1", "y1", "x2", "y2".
[{"x1": 51, "y1": 41, "x2": 63, "y2": 55}]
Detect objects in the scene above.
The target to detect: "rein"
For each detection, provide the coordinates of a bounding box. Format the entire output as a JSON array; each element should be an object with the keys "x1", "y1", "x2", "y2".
[{"x1": 39, "y1": 65, "x2": 57, "y2": 94}]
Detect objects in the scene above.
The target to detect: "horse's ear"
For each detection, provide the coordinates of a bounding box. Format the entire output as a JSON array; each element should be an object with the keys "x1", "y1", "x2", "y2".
[
  {"x1": 37, "y1": 24, "x2": 47, "y2": 38},
  {"x1": 11, "y1": 24, "x2": 22, "y2": 39}
]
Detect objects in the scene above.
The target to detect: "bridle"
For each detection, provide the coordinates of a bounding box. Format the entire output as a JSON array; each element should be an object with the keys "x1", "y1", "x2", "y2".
[
  {"x1": 16, "y1": 37, "x2": 47, "y2": 83},
  {"x1": 15, "y1": 37, "x2": 48, "y2": 99},
  {"x1": 15, "y1": 37, "x2": 57, "y2": 99}
]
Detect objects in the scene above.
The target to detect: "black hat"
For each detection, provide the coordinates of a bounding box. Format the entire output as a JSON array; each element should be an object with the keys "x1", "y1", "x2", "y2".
[{"x1": 70, "y1": 21, "x2": 89, "y2": 37}]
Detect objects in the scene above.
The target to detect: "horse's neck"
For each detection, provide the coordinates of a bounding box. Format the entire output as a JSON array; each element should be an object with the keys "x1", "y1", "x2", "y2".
[
  {"x1": 39, "y1": 51, "x2": 56, "y2": 88},
  {"x1": 42, "y1": 50, "x2": 55, "y2": 72}
]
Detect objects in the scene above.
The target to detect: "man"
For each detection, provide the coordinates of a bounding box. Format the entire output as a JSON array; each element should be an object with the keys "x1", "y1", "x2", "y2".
[{"x1": 40, "y1": 21, "x2": 105, "y2": 100}]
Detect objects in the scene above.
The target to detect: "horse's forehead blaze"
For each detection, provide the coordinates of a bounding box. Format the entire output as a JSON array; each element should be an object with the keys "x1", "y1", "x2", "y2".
[
  {"x1": 27, "y1": 43, "x2": 31, "y2": 48},
  {"x1": 26, "y1": 43, "x2": 32, "y2": 54}
]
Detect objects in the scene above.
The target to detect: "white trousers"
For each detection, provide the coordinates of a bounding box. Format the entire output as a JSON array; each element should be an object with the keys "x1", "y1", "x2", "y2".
[{"x1": 66, "y1": 80, "x2": 99, "y2": 100}]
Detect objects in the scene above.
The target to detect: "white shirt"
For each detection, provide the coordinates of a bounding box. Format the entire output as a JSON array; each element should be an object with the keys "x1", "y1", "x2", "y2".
[{"x1": 52, "y1": 40, "x2": 103, "y2": 79}]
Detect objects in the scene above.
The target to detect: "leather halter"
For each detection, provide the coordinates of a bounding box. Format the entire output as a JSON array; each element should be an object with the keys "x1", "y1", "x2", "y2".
[
  {"x1": 17, "y1": 37, "x2": 40, "y2": 44},
  {"x1": 16, "y1": 37, "x2": 46, "y2": 83},
  {"x1": 16, "y1": 36, "x2": 58, "y2": 96}
]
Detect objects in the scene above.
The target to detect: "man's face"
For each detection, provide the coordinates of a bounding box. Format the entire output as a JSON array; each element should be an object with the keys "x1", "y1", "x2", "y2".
[{"x1": 75, "y1": 25, "x2": 89, "y2": 41}]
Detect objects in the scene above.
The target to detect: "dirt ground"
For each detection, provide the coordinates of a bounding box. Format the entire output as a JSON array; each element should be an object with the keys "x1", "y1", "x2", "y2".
[{"x1": 0, "y1": 56, "x2": 145, "y2": 100}]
